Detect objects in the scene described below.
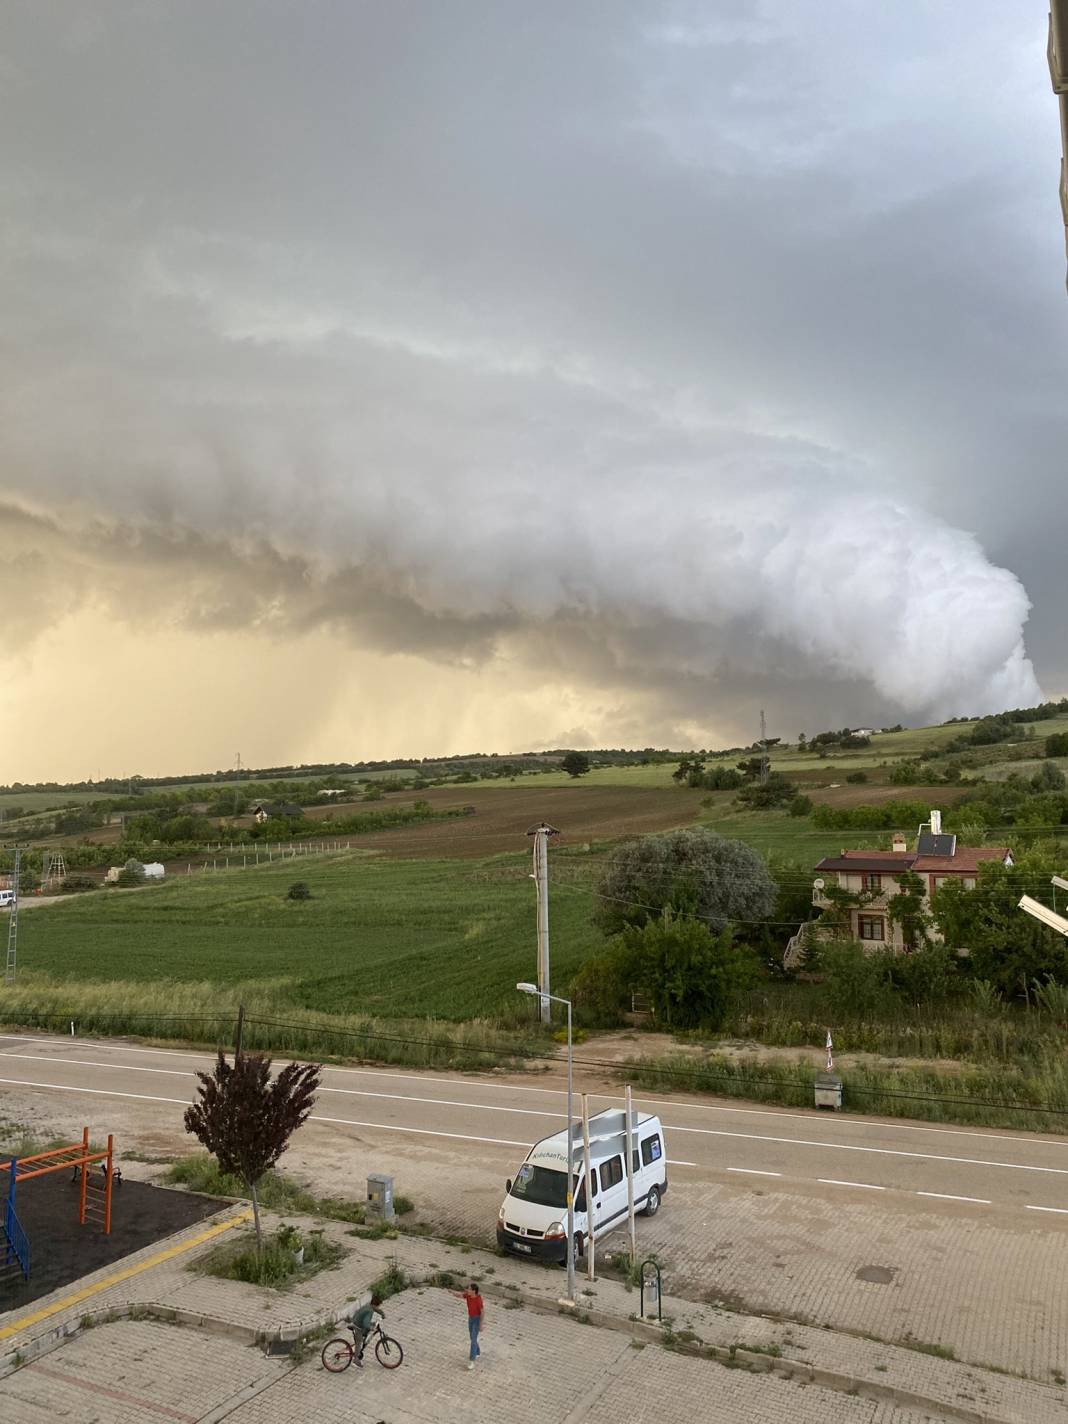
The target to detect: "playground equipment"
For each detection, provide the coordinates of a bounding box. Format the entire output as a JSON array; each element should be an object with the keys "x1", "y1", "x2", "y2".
[{"x1": 1, "y1": 1128, "x2": 115, "y2": 1284}]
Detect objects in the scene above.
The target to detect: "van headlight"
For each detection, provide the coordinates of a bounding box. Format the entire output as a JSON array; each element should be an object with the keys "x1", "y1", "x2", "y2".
[
  {"x1": 498, "y1": 1204, "x2": 506, "y2": 1222},
  {"x1": 544, "y1": 1222, "x2": 566, "y2": 1240}
]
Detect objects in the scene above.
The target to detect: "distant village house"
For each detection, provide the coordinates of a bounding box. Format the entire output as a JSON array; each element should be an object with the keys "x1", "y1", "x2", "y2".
[
  {"x1": 249, "y1": 801, "x2": 305, "y2": 823},
  {"x1": 785, "y1": 810, "x2": 1012, "y2": 967}
]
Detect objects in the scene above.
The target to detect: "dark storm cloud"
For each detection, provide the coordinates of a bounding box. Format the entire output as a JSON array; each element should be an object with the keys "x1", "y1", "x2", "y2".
[{"x1": 1, "y1": 1, "x2": 1063, "y2": 740}]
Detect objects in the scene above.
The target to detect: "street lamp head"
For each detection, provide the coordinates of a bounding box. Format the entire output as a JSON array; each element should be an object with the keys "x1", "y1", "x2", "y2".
[{"x1": 516, "y1": 981, "x2": 539, "y2": 995}]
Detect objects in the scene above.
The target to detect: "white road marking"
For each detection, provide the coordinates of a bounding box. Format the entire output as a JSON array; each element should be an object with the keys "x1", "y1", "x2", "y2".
[
  {"x1": 0, "y1": 1076, "x2": 531, "y2": 1151},
  {"x1": 0, "y1": 1077, "x2": 188, "y2": 1107},
  {"x1": 727, "y1": 1167, "x2": 782, "y2": 1177},
  {"x1": 5, "y1": 1034, "x2": 1066, "y2": 1156},
  {"x1": 4, "y1": 1073, "x2": 1066, "y2": 1218},
  {"x1": 5, "y1": 1054, "x2": 1068, "y2": 1181},
  {"x1": 917, "y1": 1192, "x2": 991, "y2": 1204},
  {"x1": 818, "y1": 1179, "x2": 885, "y2": 1191},
  {"x1": 670, "y1": 1124, "x2": 1068, "y2": 1178}
]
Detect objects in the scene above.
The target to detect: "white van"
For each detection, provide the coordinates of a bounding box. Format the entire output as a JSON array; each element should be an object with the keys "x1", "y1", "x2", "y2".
[
  {"x1": 496, "y1": 1107, "x2": 667, "y2": 1263},
  {"x1": 0, "y1": 890, "x2": 15, "y2": 908}
]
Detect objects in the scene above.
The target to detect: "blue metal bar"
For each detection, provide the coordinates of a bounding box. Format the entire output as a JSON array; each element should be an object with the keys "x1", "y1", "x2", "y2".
[{"x1": 3, "y1": 1156, "x2": 30, "y2": 1279}]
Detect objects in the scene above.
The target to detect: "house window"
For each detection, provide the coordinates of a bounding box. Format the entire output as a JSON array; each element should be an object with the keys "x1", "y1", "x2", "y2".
[
  {"x1": 862, "y1": 873, "x2": 882, "y2": 892},
  {"x1": 858, "y1": 915, "x2": 885, "y2": 942}
]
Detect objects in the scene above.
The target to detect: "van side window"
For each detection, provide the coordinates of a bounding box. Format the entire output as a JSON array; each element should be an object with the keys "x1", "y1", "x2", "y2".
[
  {"x1": 600, "y1": 1156, "x2": 623, "y2": 1190},
  {"x1": 576, "y1": 1168, "x2": 598, "y2": 1210},
  {"x1": 641, "y1": 1134, "x2": 662, "y2": 1166}
]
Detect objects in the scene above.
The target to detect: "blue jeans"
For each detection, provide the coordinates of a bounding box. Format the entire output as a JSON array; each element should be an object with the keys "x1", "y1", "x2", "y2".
[{"x1": 468, "y1": 1314, "x2": 481, "y2": 1361}]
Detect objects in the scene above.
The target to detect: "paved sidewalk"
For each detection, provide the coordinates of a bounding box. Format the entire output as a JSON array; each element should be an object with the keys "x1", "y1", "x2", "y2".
[
  {"x1": 413, "y1": 1166, "x2": 1068, "y2": 1382},
  {"x1": 1, "y1": 1205, "x2": 1064, "y2": 1423}
]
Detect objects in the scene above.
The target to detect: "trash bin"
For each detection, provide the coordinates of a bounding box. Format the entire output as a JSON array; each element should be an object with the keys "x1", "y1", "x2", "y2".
[
  {"x1": 366, "y1": 1172, "x2": 395, "y2": 1221},
  {"x1": 814, "y1": 1073, "x2": 843, "y2": 1110}
]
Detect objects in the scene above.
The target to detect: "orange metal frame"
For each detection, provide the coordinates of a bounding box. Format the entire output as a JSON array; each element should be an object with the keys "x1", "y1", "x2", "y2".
[{"x1": 0, "y1": 1127, "x2": 114, "y2": 1233}]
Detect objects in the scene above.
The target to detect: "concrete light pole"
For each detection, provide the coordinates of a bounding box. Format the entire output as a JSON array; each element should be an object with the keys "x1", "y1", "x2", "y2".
[
  {"x1": 517, "y1": 981, "x2": 575, "y2": 1304},
  {"x1": 526, "y1": 823, "x2": 558, "y2": 1026}
]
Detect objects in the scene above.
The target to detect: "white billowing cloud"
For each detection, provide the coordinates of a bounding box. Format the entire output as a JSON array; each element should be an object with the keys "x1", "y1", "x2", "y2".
[{"x1": 0, "y1": 0, "x2": 1062, "y2": 775}]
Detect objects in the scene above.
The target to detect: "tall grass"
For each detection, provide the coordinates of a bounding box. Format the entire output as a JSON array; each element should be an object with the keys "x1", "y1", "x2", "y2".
[
  {"x1": 0, "y1": 973, "x2": 543, "y2": 1070},
  {"x1": 624, "y1": 1051, "x2": 1068, "y2": 1132},
  {"x1": 715, "y1": 984, "x2": 1067, "y2": 1066}
]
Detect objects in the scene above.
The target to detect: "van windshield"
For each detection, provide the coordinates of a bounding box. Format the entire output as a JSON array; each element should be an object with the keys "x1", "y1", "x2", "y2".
[{"x1": 509, "y1": 1163, "x2": 568, "y2": 1210}]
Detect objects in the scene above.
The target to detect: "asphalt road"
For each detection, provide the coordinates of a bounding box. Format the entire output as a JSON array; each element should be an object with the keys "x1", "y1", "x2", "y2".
[{"x1": 2, "y1": 1031, "x2": 1068, "y2": 1223}]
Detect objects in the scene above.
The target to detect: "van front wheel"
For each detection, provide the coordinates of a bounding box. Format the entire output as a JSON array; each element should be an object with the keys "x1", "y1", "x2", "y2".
[
  {"x1": 574, "y1": 1233, "x2": 585, "y2": 1260},
  {"x1": 643, "y1": 1186, "x2": 661, "y2": 1217}
]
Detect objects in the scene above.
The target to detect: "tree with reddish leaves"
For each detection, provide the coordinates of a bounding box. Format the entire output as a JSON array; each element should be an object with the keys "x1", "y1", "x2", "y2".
[{"x1": 184, "y1": 1051, "x2": 321, "y2": 1251}]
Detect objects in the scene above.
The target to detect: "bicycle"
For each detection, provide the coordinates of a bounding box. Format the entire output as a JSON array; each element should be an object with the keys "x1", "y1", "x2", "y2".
[{"x1": 321, "y1": 1320, "x2": 404, "y2": 1372}]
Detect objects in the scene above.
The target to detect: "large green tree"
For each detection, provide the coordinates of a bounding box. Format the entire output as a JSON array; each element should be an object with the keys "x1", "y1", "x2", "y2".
[
  {"x1": 593, "y1": 827, "x2": 777, "y2": 936},
  {"x1": 570, "y1": 913, "x2": 759, "y2": 1029},
  {"x1": 561, "y1": 751, "x2": 591, "y2": 778},
  {"x1": 932, "y1": 859, "x2": 1068, "y2": 997}
]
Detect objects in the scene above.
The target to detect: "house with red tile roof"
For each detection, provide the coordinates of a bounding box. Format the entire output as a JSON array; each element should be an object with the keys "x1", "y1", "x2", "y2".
[{"x1": 784, "y1": 811, "x2": 1012, "y2": 967}]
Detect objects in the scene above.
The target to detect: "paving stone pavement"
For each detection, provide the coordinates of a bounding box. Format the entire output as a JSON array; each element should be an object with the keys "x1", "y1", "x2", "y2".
[
  {"x1": 0, "y1": 1291, "x2": 952, "y2": 1424},
  {"x1": 1, "y1": 1205, "x2": 1065, "y2": 1423},
  {"x1": 226, "y1": 1287, "x2": 956, "y2": 1424},
  {"x1": 417, "y1": 1169, "x2": 1068, "y2": 1381},
  {"x1": 0, "y1": 1317, "x2": 286, "y2": 1422}
]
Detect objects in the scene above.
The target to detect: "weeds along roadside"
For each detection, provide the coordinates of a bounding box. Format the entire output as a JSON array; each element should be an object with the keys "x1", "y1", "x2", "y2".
[
  {"x1": 0, "y1": 977, "x2": 542, "y2": 1073},
  {"x1": 5, "y1": 981, "x2": 1068, "y2": 1134},
  {"x1": 621, "y1": 1051, "x2": 1068, "y2": 1133},
  {"x1": 715, "y1": 982, "x2": 1068, "y2": 1065}
]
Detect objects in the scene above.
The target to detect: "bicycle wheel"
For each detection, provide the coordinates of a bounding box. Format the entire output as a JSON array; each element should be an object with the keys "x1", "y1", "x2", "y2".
[
  {"x1": 321, "y1": 1337, "x2": 354, "y2": 1372},
  {"x1": 375, "y1": 1333, "x2": 404, "y2": 1368}
]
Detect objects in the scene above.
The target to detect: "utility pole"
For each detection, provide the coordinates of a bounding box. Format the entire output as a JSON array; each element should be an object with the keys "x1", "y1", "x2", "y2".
[
  {"x1": 5, "y1": 847, "x2": 21, "y2": 983},
  {"x1": 527, "y1": 822, "x2": 559, "y2": 1027},
  {"x1": 759, "y1": 709, "x2": 769, "y2": 785},
  {"x1": 235, "y1": 1003, "x2": 245, "y2": 1059}
]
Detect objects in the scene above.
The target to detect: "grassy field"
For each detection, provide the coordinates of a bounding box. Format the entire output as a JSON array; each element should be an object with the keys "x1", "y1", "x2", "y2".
[
  {"x1": 11, "y1": 852, "x2": 602, "y2": 1022},
  {"x1": 0, "y1": 790, "x2": 104, "y2": 814}
]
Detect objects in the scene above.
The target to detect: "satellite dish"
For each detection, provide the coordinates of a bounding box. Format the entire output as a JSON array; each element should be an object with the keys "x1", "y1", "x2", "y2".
[{"x1": 813, "y1": 878, "x2": 825, "y2": 890}]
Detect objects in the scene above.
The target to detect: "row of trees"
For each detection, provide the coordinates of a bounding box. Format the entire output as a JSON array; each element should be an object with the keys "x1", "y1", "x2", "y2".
[{"x1": 568, "y1": 825, "x2": 1068, "y2": 1030}]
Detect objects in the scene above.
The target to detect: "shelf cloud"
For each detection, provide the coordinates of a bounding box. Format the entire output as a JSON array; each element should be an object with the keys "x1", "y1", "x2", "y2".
[{"x1": 0, "y1": 2, "x2": 1062, "y2": 770}]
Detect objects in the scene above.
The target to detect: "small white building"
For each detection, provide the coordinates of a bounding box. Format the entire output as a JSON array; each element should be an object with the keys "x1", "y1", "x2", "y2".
[{"x1": 143, "y1": 862, "x2": 166, "y2": 880}]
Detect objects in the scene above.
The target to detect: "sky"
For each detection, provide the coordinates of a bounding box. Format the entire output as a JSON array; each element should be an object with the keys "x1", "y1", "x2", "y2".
[{"x1": 2, "y1": 2, "x2": 1066, "y2": 783}]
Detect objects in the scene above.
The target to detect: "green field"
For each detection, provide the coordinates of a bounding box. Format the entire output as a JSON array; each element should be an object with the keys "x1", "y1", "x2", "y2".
[
  {"x1": 0, "y1": 790, "x2": 104, "y2": 814},
  {"x1": 13, "y1": 852, "x2": 602, "y2": 1022}
]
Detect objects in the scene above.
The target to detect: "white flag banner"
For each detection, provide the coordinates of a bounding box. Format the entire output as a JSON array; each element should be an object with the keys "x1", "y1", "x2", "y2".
[{"x1": 825, "y1": 1029, "x2": 834, "y2": 1073}]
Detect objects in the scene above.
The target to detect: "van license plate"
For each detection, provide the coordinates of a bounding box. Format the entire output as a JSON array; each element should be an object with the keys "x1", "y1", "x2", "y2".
[{"x1": 515, "y1": 1242, "x2": 532, "y2": 1253}]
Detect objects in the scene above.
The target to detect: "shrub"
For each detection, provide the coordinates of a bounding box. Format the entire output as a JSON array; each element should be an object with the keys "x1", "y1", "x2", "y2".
[
  {"x1": 59, "y1": 875, "x2": 97, "y2": 894},
  {"x1": 115, "y1": 859, "x2": 146, "y2": 888},
  {"x1": 570, "y1": 951, "x2": 634, "y2": 1027},
  {"x1": 815, "y1": 941, "x2": 896, "y2": 1019},
  {"x1": 845, "y1": 771, "x2": 868, "y2": 784},
  {"x1": 286, "y1": 881, "x2": 312, "y2": 901},
  {"x1": 197, "y1": 1227, "x2": 344, "y2": 1287},
  {"x1": 618, "y1": 914, "x2": 760, "y2": 1030},
  {"x1": 787, "y1": 794, "x2": 813, "y2": 817},
  {"x1": 735, "y1": 774, "x2": 796, "y2": 808},
  {"x1": 1046, "y1": 733, "x2": 1068, "y2": 758}
]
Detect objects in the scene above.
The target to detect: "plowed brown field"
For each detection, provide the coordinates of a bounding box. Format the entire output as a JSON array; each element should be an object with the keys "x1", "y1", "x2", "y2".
[{"x1": 303, "y1": 783, "x2": 706, "y2": 857}]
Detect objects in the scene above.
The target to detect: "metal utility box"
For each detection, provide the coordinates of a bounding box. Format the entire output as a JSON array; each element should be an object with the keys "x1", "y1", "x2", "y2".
[
  {"x1": 366, "y1": 1172, "x2": 395, "y2": 1221},
  {"x1": 814, "y1": 1073, "x2": 843, "y2": 1110}
]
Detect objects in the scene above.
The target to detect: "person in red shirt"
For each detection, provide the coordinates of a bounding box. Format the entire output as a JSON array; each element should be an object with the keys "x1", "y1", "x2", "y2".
[{"x1": 452, "y1": 1283, "x2": 484, "y2": 1369}]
